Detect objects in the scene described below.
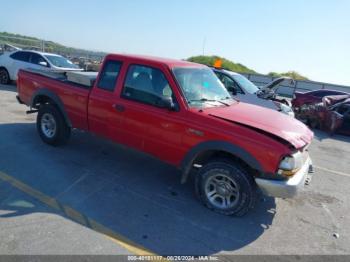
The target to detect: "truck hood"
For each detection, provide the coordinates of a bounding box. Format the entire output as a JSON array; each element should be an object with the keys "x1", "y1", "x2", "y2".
[{"x1": 205, "y1": 102, "x2": 313, "y2": 149}]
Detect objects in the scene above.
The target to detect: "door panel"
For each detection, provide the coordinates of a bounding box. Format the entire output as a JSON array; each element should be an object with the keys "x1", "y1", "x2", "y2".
[
  {"x1": 88, "y1": 60, "x2": 124, "y2": 141},
  {"x1": 117, "y1": 64, "x2": 186, "y2": 162}
]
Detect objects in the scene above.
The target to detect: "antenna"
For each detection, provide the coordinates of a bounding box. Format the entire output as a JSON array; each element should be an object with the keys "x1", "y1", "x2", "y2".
[{"x1": 202, "y1": 37, "x2": 206, "y2": 56}]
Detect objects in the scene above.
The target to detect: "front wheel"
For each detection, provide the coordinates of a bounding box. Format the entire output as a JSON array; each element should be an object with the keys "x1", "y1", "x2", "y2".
[
  {"x1": 196, "y1": 158, "x2": 257, "y2": 216},
  {"x1": 36, "y1": 104, "x2": 71, "y2": 146}
]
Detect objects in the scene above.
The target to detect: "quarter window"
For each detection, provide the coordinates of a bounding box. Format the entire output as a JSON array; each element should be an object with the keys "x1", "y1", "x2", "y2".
[
  {"x1": 122, "y1": 65, "x2": 173, "y2": 107},
  {"x1": 97, "y1": 60, "x2": 122, "y2": 91}
]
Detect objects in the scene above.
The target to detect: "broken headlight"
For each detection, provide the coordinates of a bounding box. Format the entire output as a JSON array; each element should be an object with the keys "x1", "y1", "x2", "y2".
[{"x1": 278, "y1": 151, "x2": 303, "y2": 177}]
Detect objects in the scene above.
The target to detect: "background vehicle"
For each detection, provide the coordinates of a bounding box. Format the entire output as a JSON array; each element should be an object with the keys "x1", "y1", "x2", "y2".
[
  {"x1": 17, "y1": 54, "x2": 313, "y2": 216},
  {"x1": 297, "y1": 94, "x2": 350, "y2": 135},
  {"x1": 212, "y1": 67, "x2": 295, "y2": 117},
  {"x1": 292, "y1": 89, "x2": 349, "y2": 112},
  {"x1": 0, "y1": 50, "x2": 82, "y2": 84}
]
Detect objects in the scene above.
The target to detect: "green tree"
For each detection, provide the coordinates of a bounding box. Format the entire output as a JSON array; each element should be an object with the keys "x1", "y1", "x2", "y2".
[
  {"x1": 186, "y1": 55, "x2": 256, "y2": 74},
  {"x1": 268, "y1": 71, "x2": 309, "y2": 80}
]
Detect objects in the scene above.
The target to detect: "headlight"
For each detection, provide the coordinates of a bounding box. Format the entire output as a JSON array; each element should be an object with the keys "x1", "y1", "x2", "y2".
[{"x1": 278, "y1": 152, "x2": 303, "y2": 177}]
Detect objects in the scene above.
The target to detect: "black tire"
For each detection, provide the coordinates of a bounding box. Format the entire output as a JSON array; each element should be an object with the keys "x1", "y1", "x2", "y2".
[
  {"x1": 36, "y1": 104, "x2": 71, "y2": 146},
  {"x1": 0, "y1": 68, "x2": 10, "y2": 85},
  {"x1": 196, "y1": 158, "x2": 257, "y2": 216}
]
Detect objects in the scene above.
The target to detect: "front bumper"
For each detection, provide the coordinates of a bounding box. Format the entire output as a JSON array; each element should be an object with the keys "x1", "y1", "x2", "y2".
[{"x1": 255, "y1": 156, "x2": 313, "y2": 198}]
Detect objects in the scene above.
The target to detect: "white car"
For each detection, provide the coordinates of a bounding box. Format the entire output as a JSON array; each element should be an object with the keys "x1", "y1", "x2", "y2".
[{"x1": 0, "y1": 50, "x2": 82, "y2": 84}]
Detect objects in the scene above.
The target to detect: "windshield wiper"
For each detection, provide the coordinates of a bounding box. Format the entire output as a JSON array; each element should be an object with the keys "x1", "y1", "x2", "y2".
[{"x1": 188, "y1": 98, "x2": 230, "y2": 106}]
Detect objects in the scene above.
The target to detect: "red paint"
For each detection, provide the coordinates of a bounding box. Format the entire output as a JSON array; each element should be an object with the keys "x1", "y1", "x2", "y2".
[{"x1": 17, "y1": 54, "x2": 313, "y2": 177}]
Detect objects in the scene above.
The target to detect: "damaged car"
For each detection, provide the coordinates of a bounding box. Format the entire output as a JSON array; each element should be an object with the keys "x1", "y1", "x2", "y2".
[
  {"x1": 292, "y1": 89, "x2": 349, "y2": 113},
  {"x1": 297, "y1": 94, "x2": 350, "y2": 135},
  {"x1": 212, "y1": 67, "x2": 295, "y2": 117}
]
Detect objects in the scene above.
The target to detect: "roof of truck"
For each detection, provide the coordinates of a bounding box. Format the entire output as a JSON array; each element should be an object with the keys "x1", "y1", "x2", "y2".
[{"x1": 106, "y1": 53, "x2": 206, "y2": 68}]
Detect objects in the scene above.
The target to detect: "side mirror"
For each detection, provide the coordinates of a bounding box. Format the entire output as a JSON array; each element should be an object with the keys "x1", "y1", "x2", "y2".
[
  {"x1": 158, "y1": 96, "x2": 176, "y2": 111},
  {"x1": 39, "y1": 61, "x2": 48, "y2": 67}
]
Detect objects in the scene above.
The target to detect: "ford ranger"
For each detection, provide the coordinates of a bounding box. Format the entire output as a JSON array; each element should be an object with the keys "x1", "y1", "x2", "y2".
[{"x1": 16, "y1": 54, "x2": 314, "y2": 216}]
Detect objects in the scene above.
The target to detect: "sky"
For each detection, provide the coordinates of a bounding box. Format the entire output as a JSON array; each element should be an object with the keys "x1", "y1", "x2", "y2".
[{"x1": 0, "y1": 0, "x2": 349, "y2": 86}]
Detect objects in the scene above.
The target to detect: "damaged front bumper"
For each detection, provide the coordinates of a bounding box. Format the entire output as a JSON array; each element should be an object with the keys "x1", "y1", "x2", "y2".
[{"x1": 255, "y1": 156, "x2": 313, "y2": 198}]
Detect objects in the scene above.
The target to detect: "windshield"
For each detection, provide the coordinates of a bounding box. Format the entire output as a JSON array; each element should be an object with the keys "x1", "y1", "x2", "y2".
[
  {"x1": 44, "y1": 55, "x2": 79, "y2": 69},
  {"x1": 231, "y1": 74, "x2": 259, "y2": 94},
  {"x1": 173, "y1": 67, "x2": 233, "y2": 107}
]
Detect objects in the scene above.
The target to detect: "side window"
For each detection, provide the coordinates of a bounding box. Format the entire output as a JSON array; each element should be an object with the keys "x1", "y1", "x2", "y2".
[
  {"x1": 122, "y1": 65, "x2": 173, "y2": 107},
  {"x1": 10, "y1": 51, "x2": 30, "y2": 62},
  {"x1": 216, "y1": 72, "x2": 242, "y2": 94},
  {"x1": 97, "y1": 60, "x2": 122, "y2": 91},
  {"x1": 30, "y1": 53, "x2": 48, "y2": 66}
]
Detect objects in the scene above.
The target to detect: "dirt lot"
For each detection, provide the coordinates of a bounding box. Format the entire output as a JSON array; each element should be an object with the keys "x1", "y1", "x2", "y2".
[{"x1": 0, "y1": 83, "x2": 349, "y2": 257}]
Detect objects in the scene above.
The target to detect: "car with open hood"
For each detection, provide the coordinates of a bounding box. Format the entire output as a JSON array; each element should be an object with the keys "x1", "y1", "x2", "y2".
[
  {"x1": 297, "y1": 94, "x2": 350, "y2": 135},
  {"x1": 212, "y1": 67, "x2": 295, "y2": 117},
  {"x1": 292, "y1": 89, "x2": 349, "y2": 113}
]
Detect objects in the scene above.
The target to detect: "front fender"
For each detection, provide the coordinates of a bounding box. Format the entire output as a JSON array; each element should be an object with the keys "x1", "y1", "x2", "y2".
[{"x1": 180, "y1": 140, "x2": 263, "y2": 183}]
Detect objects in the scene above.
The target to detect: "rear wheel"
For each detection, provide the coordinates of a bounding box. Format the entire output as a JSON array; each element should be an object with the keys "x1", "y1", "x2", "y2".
[
  {"x1": 196, "y1": 158, "x2": 257, "y2": 216},
  {"x1": 36, "y1": 104, "x2": 71, "y2": 146},
  {"x1": 0, "y1": 68, "x2": 10, "y2": 85}
]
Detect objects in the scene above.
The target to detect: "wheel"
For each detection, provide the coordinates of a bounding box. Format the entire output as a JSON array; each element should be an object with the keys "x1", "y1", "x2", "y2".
[
  {"x1": 0, "y1": 68, "x2": 10, "y2": 85},
  {"x1": 36, "y1": 104, "x2": 71, "y2": 146},
  {"x1": 196, "y1": 158, "x2": 257, "y2": 216}
]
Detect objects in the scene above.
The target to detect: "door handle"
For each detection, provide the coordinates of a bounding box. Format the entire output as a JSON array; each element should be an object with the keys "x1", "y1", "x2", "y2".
[{"x1": 113, "y1": 104, "x2": 125, "y2": 112}]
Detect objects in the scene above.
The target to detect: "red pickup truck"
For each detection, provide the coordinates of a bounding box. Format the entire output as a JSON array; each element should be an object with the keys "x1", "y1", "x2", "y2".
[{"x1": 16, "y1": 54, "x2": 314, "y2": 216}]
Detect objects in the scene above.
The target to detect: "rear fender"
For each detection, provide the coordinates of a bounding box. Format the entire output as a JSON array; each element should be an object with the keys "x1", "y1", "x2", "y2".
[{"x1": 31, "y1": 88, "x2": 72, "y2": 127}]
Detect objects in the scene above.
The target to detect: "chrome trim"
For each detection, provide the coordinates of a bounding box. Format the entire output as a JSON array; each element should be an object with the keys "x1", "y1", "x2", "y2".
[{"x1": 255, "y1": 156, "x2": 312, "y2": 198}]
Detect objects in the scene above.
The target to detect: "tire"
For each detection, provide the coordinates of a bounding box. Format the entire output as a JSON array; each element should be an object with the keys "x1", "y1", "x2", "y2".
[
  {"x1": 36, "y1": 104, "x2": 71, "y2": 146},
  {"x1": 196, "y1": 158, "x2": 257, "y2": 216},
  {"x1": 0, "y1": 68, "x2": 10, "y2": 85}
]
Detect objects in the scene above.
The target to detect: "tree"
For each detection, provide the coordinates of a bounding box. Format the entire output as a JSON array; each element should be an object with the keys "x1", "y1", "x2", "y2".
[
  {"x1": 268, "y1": 71, "x2": 309, "y2": 80},
  {"x1": 187, "y1": 55, "x2": 256, "y2": 74}
]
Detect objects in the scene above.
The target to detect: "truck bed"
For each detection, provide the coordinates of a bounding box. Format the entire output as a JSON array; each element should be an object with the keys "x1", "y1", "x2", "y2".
[
  {"x1": 17, "y1": 69, "x2": 92, "y2": 130},
  {"x1": 20, "y1": 68, "x2": 98, "y2": 88}
]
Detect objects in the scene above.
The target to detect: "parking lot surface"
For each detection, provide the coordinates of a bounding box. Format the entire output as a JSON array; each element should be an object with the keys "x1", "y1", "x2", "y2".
[{"x1": 0, "y1": 83, "x2": 350, "y2": 256}]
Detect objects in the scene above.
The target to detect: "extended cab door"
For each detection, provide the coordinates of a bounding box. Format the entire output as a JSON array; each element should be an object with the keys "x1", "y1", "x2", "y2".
[{"x1": 88, "y1": 59, "x2": 124, "y2": 140}]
